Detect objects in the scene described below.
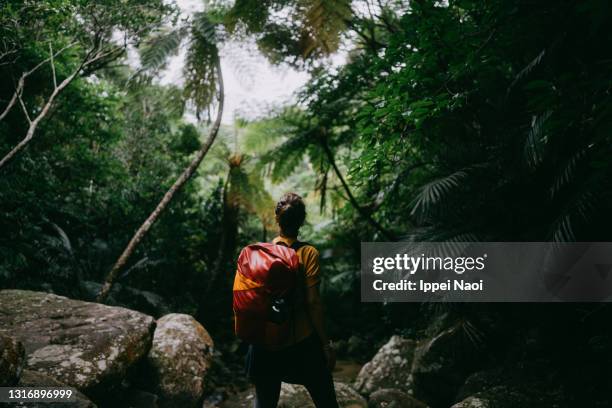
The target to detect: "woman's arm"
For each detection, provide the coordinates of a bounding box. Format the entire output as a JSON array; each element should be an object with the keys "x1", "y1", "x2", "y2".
[{"x1": 306, "y1": 285, "x2": 336, "y2": 370}]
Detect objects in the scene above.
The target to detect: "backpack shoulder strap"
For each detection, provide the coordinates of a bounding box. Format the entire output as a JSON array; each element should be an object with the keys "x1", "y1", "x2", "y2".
[
  {"x1": 274, "y1": 239, "x2": 309, "y2": 251},
  {"x1": 290, "y1": 241, "x2": 309, "y2": 251}
]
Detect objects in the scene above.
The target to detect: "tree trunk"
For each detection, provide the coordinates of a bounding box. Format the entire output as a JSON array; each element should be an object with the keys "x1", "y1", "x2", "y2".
[
  {"x1": 96, "y1": 55, "x2": 225, "y2": 302},
  {"x1": 320, "y1": 138, "x2": 396, "y2": 241}
]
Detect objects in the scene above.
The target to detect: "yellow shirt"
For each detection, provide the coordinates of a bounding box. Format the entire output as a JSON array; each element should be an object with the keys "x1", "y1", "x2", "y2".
[{"x1": 271, "y1": 235, "x2": 320, "y2": 347}]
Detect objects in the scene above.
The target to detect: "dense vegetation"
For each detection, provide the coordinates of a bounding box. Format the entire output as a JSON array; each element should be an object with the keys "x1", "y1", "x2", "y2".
[{"x1": 2, "y1": 0, "x2": 612, "y2": 404}]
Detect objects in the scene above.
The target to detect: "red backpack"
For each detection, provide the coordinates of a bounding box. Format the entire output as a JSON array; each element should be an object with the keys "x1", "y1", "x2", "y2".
[{"x1": 233, "y1": 241, "x2": 306, "y2": 346}]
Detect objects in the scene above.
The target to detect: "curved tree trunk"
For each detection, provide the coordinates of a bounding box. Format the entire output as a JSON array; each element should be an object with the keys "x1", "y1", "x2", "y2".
[
  {"x1": 320, "y1": 138, "x2": 396, "y2": 241},
  {"x1": 97, "y1": 55, "x2": 225, "y2": 302}
]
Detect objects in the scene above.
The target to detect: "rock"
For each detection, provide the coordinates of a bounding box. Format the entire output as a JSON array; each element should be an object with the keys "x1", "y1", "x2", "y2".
[
  {"x1": 368, "y1": 388, "x2": 429, "y2": 408},
  {"x1": 82, "y1": 281, "x2": 170, "y2": 318},
  {"x1": 278, "y1": 381, "x2": 367, "y2": 408},
  {"x1": 0, "y1": 335, "x2": 25, "y2": 386},
  {"x1": 16, "y1": 369, "x2": 96, "y2": 407},
  {"x1": 354, "y1": 336, "x2": 416, "y2": 396},
  {"x1": 451, "y1": 385, "x2": 536, "y2": 408},
  {"x1": 147, "y1": 313, "x2": 214, "y2": 408},
  {"x1": 450, "y1": 396, "x2": 492, "y2": 408},
  {"x1": 455, "y1": 364, "x2": 565, "y2": 408},
  {"x1": 410, "y1": 324, "x2": 482, "y2": 407},
  {"x1": 0, "y1": 289, "x2": 155, "y2": 394},
  {"x1": 334, "y1": 382, "x2": 369, "y2": 408}
]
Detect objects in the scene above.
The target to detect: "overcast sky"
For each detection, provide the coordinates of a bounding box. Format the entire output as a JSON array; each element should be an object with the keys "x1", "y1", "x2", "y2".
[{"x1": 160, "y1": 0, "x2": 310, "y2": 124}]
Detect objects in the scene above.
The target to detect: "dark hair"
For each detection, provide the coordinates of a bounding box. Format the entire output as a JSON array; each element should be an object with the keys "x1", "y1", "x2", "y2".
[{"x1": 275, "y1": 192, "x2": 306, "y2": 237}]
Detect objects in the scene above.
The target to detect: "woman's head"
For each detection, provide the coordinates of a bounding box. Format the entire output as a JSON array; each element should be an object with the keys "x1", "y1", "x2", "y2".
[{"x1": 275, "y1": 192, "x2": 306, "y2": 238}]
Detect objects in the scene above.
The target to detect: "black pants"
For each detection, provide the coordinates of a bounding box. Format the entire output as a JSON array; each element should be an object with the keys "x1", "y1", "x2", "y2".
[{"x1": 245, "y1": 335, "x2": 339, "y2": 408}]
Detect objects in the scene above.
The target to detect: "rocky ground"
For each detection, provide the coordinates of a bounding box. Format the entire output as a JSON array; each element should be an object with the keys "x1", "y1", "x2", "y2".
[
  {"x1": 216, "y1": 360, "x2": 363, "y2": 408},
  {"x1": 0, "y1": 289, "x2": 607, "y2": 407}
]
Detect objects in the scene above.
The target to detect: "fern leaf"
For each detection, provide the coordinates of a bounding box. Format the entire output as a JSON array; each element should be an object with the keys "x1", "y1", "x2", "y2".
[
  {"x1": 49, "y1": 222, "x2": 73, "y2": 255},
  {"x1": 184, "y1": 20, "x2": 220, "y2": 120},
  {"x1": 301, "y1": 0, "x2": 351, "y2": 57},
  {"x1": 550, "y1": 148, "x2": 588, "y2": 197},
  {"x1": 551, "y1": 214, "x2": 575, "y2": 242},
  {"x1": 411, "y1": 170, "x2": 468, "y2": 217},
  {"x1": 508, "y1": 48, "x2": 546, "y2": 92},
  {"x1": 139, "y1": 26, "x2": 187, "y2": 73},
  {"x1": 524, "y1": 110, "x2": 552, "y2": 169}
]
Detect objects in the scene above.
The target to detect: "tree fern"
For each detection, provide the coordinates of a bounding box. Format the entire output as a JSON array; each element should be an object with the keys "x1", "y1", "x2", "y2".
[
  {"x1": 242, "y1": 116, "x2": 292, "y2": 154},
  {"x1": 138, "y1": 26, "x2": 188, "y2": 74},
  {"x1": 301, "y1": 0, "x2": 352, "y2": 57},
  {"x1": 183, "y1": 14, "x2": 220, "y2": 121}
]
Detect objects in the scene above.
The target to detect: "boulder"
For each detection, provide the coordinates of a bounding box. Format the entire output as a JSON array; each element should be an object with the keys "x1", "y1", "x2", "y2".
[
  {"x1": 0, "y1": 289, "x2": 155, "y2": 394},
  {"x1": 0, "y1": 335, "x2": 25, "y2": 386},
  {"x1": 354, "y1": 336, "x2": 416, "y2": 396},
  {"x1": 450, "y1": 396, "x2": 492, "y2": 408},
  {"x1": 411, "y1": 324, "x2": 481, "y2": 407},
  {"x1": 16, "y1": 369, "x2": 96, "y2": 407},
  {"x1": 368, "y1": 388, "x2": 429, "y2": 408},
  {"x1": 147, "y1": 313, "x2": 214, "y2": 407},
  {"x1": 451, "y1": 386, "x2": 537, "y2": 408},
  {"x1": 278, "y1": 381, "x2": 367, "y2": 408},
  {"x1": 455, "y1": 364, "x2": 565, "y2": 408}
]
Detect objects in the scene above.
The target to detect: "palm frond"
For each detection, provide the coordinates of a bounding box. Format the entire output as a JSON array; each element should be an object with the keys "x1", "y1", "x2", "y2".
[
  {"x1": 410, "y1": 169, "x2": 468, "y2": 218},
  {"x1": 550, "y1": 213, "x2": 575, "y2": 242},
  {"x1": 524, "y1": 110, "x2": 552, "y2": 169},
  {"x1": 183, "y1": 16, "x2": 220, "y2": 121},
  {"x1": 139, "y1": 26, "x2": 187, "y2": 73},
  {"x1": 258, "y1": 131, "x2": 313, "y2": 182},
  {"x1": 508, "y1": 48, "x2": 546, "y2": 92},
  {"x1": 301, "y1": 0, "x2": 351, "y2": 57},
  {"x1": 242, "y1": 116, "x2": 291, "y2": 154},
  {"x1": 49, "y1": 222, "x2": 73, "y2": 255},
  {"x1": 550, "y1": 147, "x2": 588, "y2": 196},
  {"x1": 193, "y1": 11, "x2": 219, "y2": 45}
]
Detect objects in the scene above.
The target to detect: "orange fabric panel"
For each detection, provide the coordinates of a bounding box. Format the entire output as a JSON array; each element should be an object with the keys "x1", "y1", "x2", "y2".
[{"x1": 233, "y1": 270, "x2": 262, "y2": 291}]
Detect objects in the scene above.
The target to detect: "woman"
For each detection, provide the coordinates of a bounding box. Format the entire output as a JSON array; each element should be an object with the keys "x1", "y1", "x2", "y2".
[{"x1": 245, "y1": 192, "x2": 339, "y2": 408}]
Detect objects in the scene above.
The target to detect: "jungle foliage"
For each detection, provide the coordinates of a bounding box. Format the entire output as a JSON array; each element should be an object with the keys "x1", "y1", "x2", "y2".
[{"x1": 1, "y1": 0, "x2": 612, "y2": 350}]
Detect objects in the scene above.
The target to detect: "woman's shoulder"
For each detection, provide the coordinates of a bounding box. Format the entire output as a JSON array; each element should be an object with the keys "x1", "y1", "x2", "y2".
[{"x1": 296, "y1": 242, "x2": 319, "y2": 260}]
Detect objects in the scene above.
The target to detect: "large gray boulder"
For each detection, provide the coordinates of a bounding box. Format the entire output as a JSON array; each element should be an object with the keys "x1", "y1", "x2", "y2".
[
  {"x1": 368, "y1": 388, "x2": 429, "y2": 408},
  {"x1": 16, "y1": 369, "x2": 96, "y2": 408},
  {"x1": 0, "y1": 289, "x2": 155, "y2": 394},
  {"x1": 354, "y1": 336, "x2": 416, "y2": 396},
  {"x1": 147, "y1": 313, "x2": 214, "y2": 408},
  {"x1": 410, "y1": 325, "x2": 481, "y2": 407},
  {"x1": 278, "y1": 381, "x2": 367, "y2": 408},
  {"x1": 0, "y1": 335, "x2": 25, "y2": 386}
]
